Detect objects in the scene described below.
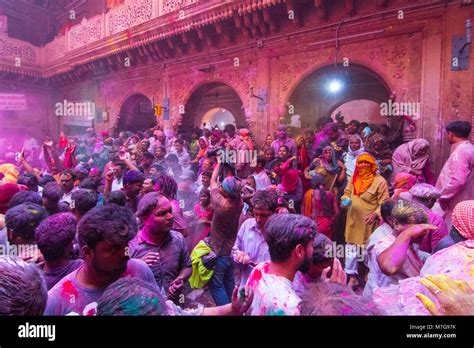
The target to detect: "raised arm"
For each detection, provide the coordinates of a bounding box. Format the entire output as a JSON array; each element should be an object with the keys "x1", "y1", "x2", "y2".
[{"x1": 210, "y1": 161, "x2": 220, "y2": 190}]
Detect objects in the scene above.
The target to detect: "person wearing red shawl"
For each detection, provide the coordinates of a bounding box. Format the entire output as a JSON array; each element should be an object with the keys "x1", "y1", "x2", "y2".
[
  {"x1": 276, "y1": 157, "x2": 303, "y2": 213},
  {"x1": 58, "y1": 132, "x2": 68, "y2": 150},
  {"x1": 0, "y1": 183, "x2": 26, "y2": 214},
  {"x1": 341, "y1": 153, "x2": 390, "y2": 287},
  {"x1": 41, "y1": 137, "x2": 64, "y2": 177},
  {"x1": 63, "y1": 140, "x2": 77, "y2": 169}
]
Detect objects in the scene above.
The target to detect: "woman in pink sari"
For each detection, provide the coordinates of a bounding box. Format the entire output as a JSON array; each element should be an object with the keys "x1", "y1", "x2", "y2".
[
  {"x1": 192, "y1": 188, "x2": 214, "y2": 249},
  {"x1": 391, "y1": 139, "x2": 435, "y2": 185}
]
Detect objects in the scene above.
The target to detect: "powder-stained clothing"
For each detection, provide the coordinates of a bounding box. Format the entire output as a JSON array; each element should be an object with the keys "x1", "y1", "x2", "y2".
[
  {"x1": 292, "y1": 271, "x2": 313, "y2": 298},
  {"x1": 364, "y1": 223, "x2": 396, "y2": 298},
  {"x1": 209, "y1": 188, "x2": 243, "y2": 256},
  {"x1": 418, "y1": 206, "x2": 448, "y2": 253},
  {"x1": 232, "y1": 218, "x2": 270, "y2": 287},
  {"x1": 129, "y1": 230, "x2": 191, "y2": 292},
  {"x1": 252, "y1": 170, "x2": 271, "y2": 191},
  {"x1": 421, "y1": 240, "x2": 474, "y2": 283},
  {"x1": 343, "y1": 174, "x2": 390, "y2": 246},
  {"x1": 170, "y1": 199, "x2": 188, "y2": 234},
  {"x1": 44, "y1": 259, "x2": 156, "y2": 316},
  {"x1": 373, "y1": 240, "x2": 474, "y2": 315},
  {"x1": 246, "y1": 262, "x2": 301, "y2": 316},
  {"x1": 391, "y1": 139, "x2": 434, "y2": 185},
  {"x1": 434, "y1": 140, "x2": 474, "y2": 228},
  {"x1": 42, "y1": 259, "x2": 83, "y2": 290}
]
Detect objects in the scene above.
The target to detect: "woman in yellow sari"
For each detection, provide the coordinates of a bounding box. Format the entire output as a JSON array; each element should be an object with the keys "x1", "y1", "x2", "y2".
[{"x1": 341, "y1": 153, "x2": 389, "y2": 287}]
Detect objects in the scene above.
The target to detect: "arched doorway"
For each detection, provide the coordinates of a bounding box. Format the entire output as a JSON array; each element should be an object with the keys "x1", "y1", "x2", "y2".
[
  {"x1": 181, "y1": 82, "x2": 245, "y2": 135},
  {"x1": 287, "y1": 64, "x2": 391, "y2": 129},
  {"x1": 201, "y1": 107, "x2": 236, "y2": 129},
  {"x1": 330, "y1": 99, "x2": 387, "y2": 124},
  {"x1": 116, "y1": 94, "x2": 155, "y2": 134}
]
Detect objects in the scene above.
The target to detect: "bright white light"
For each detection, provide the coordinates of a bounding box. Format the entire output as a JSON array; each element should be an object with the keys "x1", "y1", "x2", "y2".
[
  {"x1": 221, "y1": 122, "x2": 224, "y2": 126},
  {"x1": 328, "y1": 80, "x2": 343, "y2": 93}
]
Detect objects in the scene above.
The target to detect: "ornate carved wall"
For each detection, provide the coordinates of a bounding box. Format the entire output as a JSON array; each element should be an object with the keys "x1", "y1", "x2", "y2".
[{"x1": 278, "y1": 32, "x2": 423, "y2": 121}]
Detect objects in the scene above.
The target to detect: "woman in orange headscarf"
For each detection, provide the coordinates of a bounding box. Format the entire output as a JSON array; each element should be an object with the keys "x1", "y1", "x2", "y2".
[{"x1": 341, "y1": 153, "x2": 390, "y2": 287}]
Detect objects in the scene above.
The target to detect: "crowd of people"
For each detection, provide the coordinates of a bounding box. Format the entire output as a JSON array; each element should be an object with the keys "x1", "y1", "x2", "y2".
[{"x1": 0, "y1": 116, "x2": 473, "y2": 316}]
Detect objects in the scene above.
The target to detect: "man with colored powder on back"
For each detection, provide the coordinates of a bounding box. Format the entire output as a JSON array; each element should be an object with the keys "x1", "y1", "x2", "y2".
[
  {"x1": 44, "y1": 205, "x2": 156, "y2": 316},
  {"x1": 246, "y1": 214, "x2": 316, "y2": 316}
]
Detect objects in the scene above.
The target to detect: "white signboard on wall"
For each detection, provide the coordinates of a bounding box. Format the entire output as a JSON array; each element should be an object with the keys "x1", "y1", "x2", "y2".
[
  {"x1": 62, "y1": 116, "x2": 93, "y2": 127},
  {"x1": 0, "y1": 94, "x2": 27, "y2": 110}
]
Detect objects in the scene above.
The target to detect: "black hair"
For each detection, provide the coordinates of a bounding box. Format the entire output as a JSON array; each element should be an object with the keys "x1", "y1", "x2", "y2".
[
  {"x1": 42, "y1": 182, "x2": 63, "y2": 203},
  {"x1": 310, "y1": 174, "x2": 332, "y2": 216},
  {"x1": 446, "y1": 121, "x2": 471, "y2": 139},
  {"x1": 156, "y1": 146, "x2": 166, "y2": 154},
  {"x1": 251, "y1": 190, "x2": 278, "y2": 212},
  {"x1": 278, "y1": 145, "x2": 290, "y2": 155},
  {"x1": 136, "y1": 192, "x2": 167, "y2": 221},
  {"x1": 17, "y1": 173, "x2": 39, "y2": 191},
  {"x1": 348, "y1": 120, "x2": 360, "y2": 127},
  {"x1": 35, "y1": 212, "x2": 77, "y2": 261},
  {"x1": 142, "y1": 151, "x2": 155, "y2": 160},
  {"x1": 256, "y1": 156, "x2": 267, "y2": 166},
  {"x1": 156, "y1": 175, "x2": 178, "y2": 199},
  {"x1": 123, "y1": 170, "x2": 145, "y2": 186},
  {"x1": 79, "y1": 177, "x2": 99, "y2": 191},
  {"x1": 381, "y1": 199, "x2": 397, "y2": 223},
  {"x1": 77, "y1": 204, "x2": 137, "y2": 249},
  {"x1": 311, "y1": 233, "x2": 332, "y2": 264},
  {"x1": 224, "y1": 124, "x2": 236, "y2": 133},
  {"x1": 105, "y1": 191, "x2": 127, "y2": 206},
  {"x1": 201, "y1": 171, "x2": 212, "y2": 179},
  {"x1": 199, "y1": 188, "x2": 211, "y2": 200},
  {"x1": 61, "y1": 169, "x2": 77, "y2": 180},
  {"x1": 5, "y1": 203, "x2": 48, "y2": 242},
  {"x1": 145, "y1": 176, "x2": 158, "y2": 186},
  {"x1": 112, "y1": 161, "x2": 127, "y2": 171},
  {"x1": 264, "y1": 214, "x2": 317, "y2": 262},
  {"x1": 71, "y1": 189, "x2": 99, "y2": 216},
  {"x1": 38, "y1": 175, "x2": 56, "y2": 187}
]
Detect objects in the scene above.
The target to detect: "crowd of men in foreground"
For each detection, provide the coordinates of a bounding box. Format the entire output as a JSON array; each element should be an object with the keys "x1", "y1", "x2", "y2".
[{"x1": 0, "y1": 116, "x2": 473, "y2": 316}]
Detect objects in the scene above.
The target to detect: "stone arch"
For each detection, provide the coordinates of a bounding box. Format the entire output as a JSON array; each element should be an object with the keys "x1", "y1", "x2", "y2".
[
  {"x1": 115, "y1": 93, "x2": 155, "y2": 134},
  {"x1": 178, "y1": 81, "x2": 246, "y2": 135},
  {"x1": 279, "y1": 60, "x2": 395, "y2": 118},
  {"x1": 170, "y1": 68, "x2": 256, "y2": 129}
]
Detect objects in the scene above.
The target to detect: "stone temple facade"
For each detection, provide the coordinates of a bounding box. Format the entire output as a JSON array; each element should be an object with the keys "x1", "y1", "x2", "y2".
[{"x1": 0, "y1": 0, "x2": 473, "y2": 175}]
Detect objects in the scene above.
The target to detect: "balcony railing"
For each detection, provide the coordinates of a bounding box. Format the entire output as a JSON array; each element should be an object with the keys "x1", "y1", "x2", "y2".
[{"x1": 0, "y1": 0, "x2": 203, "y2": 68}]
